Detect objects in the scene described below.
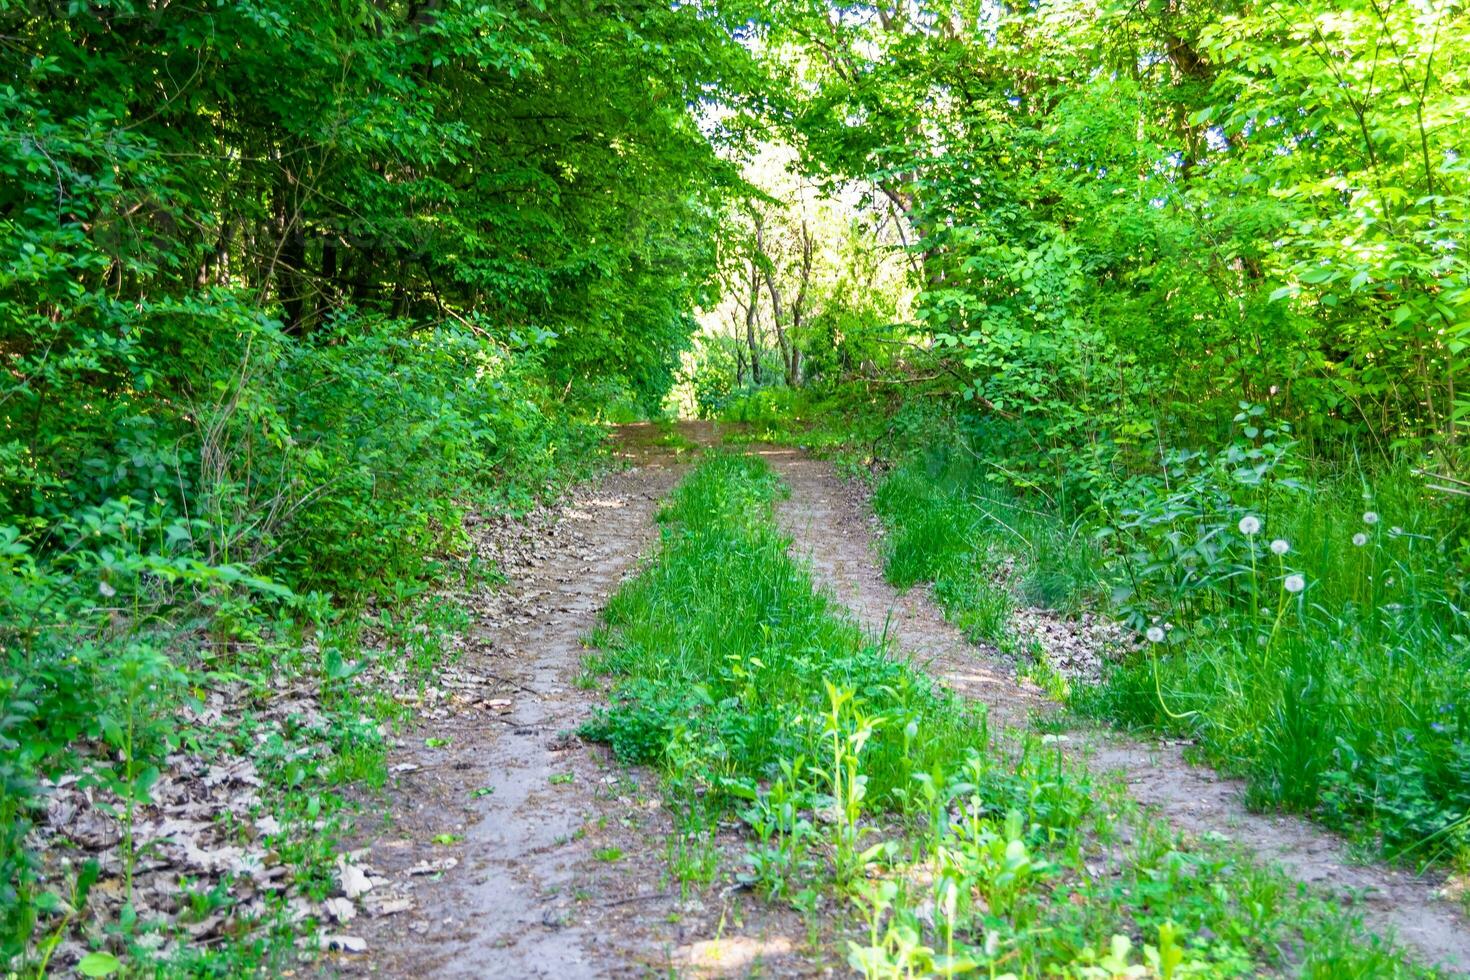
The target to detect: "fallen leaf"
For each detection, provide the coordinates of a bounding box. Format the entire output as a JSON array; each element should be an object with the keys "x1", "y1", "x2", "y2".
[
  {"x1": 336, "y1": 855, "x2": 373, "y2": 899},
  {"x1": 367, "y1": 896, "x2": 414, "y2": 916}
]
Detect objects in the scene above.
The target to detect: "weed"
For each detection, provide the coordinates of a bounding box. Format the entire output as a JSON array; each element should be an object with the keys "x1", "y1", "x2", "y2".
[
  {"x1": 871, "y1": 418, "x2": 1470, "y2": 865},
  {"x1": 585, "y1": 454, "x2": 1433, "y2": 977}
]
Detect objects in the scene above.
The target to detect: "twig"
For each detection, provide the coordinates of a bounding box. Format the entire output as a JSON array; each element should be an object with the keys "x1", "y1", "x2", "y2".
[
  {"x1": 601, "y1": 891, "x2": 671, "y2": 908},
  {"x1": 1414, "y1": 468, "x2": 1470, "y2": 488}
]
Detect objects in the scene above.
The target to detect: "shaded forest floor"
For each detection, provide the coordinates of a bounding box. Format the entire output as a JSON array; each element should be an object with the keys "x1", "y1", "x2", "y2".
[{"x1": 338, "y1": 423, "x2": 1468, "y2": 977}]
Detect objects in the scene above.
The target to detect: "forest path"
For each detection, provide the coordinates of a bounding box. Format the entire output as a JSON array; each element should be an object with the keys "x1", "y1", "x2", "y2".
[
  {"x1": 346, "y1": 427, "x2": 1465, "y2": 978},
  {"x1": 345, "y1": 422, "x2": 808, "y2": 979},
  {"x1": 343, "y1": 452, "x2": 681, "y2": 978},
  {"x1": 762, "y1": 447, "x2": 1470, "y2": 977}
]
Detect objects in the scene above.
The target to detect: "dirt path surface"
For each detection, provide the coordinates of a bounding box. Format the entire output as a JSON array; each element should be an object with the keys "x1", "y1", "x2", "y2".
[
  {"x1": 342, "y1": 424, "x2": 812, "y2": 979},
  {"x1": 344, "y1": 464, "x2": 677, "y2": 977},
  {"x1": 334, "y1": 430, "x2": 1465, "y2": 978},
  {"x1": 764, "y1": 448, "x2": 1470, "y2": 977},
  {"x1": 340, "y1": 444, "x2": 694, "y2": 978}
]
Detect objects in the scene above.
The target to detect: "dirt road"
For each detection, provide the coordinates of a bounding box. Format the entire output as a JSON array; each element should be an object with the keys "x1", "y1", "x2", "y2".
[
  {"x1": 344, "y1": 428, "x2": 1467, "y2": 977},
  {"x1": 765, "y1": 448, "x2": 1470, "y2": 976}
]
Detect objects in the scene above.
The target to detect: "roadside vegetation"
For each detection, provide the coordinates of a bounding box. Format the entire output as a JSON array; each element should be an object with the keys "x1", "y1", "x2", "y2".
[
  {"x1": 1, "y1": 2, "x2": 751, "y2": 973},
  {"x1": 584, "y1": 454, "x2": 1432, "y2": 978},
  {"x1": 686, "y1": 0, "x2": 1470, "y2": 881},
  {"x1": 871, "y1": 425, "x2": 1470, "y2": 869}
]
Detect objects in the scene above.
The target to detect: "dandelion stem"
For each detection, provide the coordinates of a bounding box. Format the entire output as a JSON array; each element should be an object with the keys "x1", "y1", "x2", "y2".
[{"x1": 1149, "y1": 635, "x2": 1198, "y2": 723}]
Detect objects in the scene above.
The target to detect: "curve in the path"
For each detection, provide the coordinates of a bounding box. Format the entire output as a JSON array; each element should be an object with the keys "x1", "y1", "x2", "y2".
[{"x1": 763, "y1": 447, "x2": 1470, "y2": 977}]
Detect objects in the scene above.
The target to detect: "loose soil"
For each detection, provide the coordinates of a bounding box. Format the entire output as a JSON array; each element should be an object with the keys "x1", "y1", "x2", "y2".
[{"x1": 345, "y1": 427, "x2": 1468, "y2": 978}]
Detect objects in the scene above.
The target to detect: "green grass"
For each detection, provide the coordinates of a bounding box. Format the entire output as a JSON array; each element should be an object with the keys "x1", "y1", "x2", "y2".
[
  {"x1": 1078, "y1": 464, "x2": 1470, "y2": 864},
  {"x1": 583, "y1": 453, "x2": 1435, "y2": 978},
  {"x1": 874, "y1": 454, "x2": 1105, "y2": 628},
  {"x1": 868, "y1": 434, "x2": 1470, "y2": 869},
  {"x1": 718, "y1": 384, "x2": 908, "y2": 456}
]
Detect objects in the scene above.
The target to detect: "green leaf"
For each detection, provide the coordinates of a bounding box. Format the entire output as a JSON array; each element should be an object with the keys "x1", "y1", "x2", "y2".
[{"x1": 77, "y1": 952, "x2": 121, "y2": 977}]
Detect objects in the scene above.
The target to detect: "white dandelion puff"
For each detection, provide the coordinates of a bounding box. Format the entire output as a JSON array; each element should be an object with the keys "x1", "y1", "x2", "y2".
[
  {"x1": 1270, "y1": 539, "x2": 1290, "y2": 556},
  {"x1": 1352, "y1": 533, "x2": 1368, "y2": 547},
  {"x1": 98, "y1": 580, "x2": 116, "y2": 598},
  {"x1": 1284, "y1": 574, "x2": 1306, "y2": 594},
  {"x1": 1363, "y1": 511, "x2": 1379, "y2": 525},
  {"x1": 1146, "y1": 626, "x2": 1167, "y2": 644},
  {"x1": 1238, "y1": 515, "x2": 1262, "y2": 535},
  {"x1": 1389, "y1": 526, "x2": 1404, "y2": 538}
]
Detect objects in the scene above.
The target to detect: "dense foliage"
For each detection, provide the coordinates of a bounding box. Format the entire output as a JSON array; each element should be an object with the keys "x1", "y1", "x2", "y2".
[
  {"x1": 1, "y1": 0, "x2": 756, "y2": 969},
  {"x1": 758, "y1": 0, "x2": 1469, "y2": 464},
  {"x1": 709, "y1": 1, "x2": 1470, "y2": 870}
]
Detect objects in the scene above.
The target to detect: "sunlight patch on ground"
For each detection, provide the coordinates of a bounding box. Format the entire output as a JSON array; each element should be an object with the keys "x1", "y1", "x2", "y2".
[{"x1": 672, "y1": 936, "x2": 796, "y2": 977}]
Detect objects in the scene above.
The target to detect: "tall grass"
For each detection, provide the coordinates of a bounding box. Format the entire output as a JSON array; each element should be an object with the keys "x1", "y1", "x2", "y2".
[
  {"x1": 583, "y1": 453, "x2": 1433, "y2": 977},
  {"x1": 1087, "y1": 464, "x2": 1470, "y2": 862},
  {"x1": 874, "y1": 453, "x2": 1104, "y2": 651},
  {"x1": 871, "y1": 435, "x2": 1470, "y2": 866}
]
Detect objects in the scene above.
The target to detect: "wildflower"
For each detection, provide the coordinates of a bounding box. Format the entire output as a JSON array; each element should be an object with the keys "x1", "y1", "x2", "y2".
[
  {"x1": 98, "y1": 580, "x2": 116, "y2": 598},
  {"x1": 1362, "y1": 511, "x2": 1379, "y2": 525},
  {"x1": 1270, "y1": 539, "x2": 1290, "y2": 556},
  {"x1": 1145, "y1": 626, "x2": 1166, "y2": 644},
  {"x1": 1238, "y1": 515, "x2": 1262, "y2": 535},
  {"x1": 1389, "y1": 526, "x2": 1404, "y2": 538},
  {"x1": 1284, "y1": 574, "x2": 1306, "y2": 594},
  {"x1": 1352, "y1": 533, "x2": 1368, "y2": 547}
]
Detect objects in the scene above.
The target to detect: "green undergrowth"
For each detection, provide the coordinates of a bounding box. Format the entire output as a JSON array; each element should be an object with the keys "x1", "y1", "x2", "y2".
[
  {"x1": 875, "y1": 458, "x2": 1105, "y2": 645},
  {"x1": 582, "y1": 453, "x2": 1432, "y2": 978},
  {"x1": 869, "y1": 424, "x2": 1470, "y2": 871},
  {"x1": 1, "y1": 340, "x2": 606, "y2": 973},
  {"x1": 718, "y1": 384, "x2": 908, "y2": 456}
]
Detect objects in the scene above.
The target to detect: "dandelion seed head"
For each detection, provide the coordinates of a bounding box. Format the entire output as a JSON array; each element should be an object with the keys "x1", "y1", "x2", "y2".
[
  {"x1": 1390, "y1": 526, "x2": 1404, "y2": 537},
  {"x1": 1284, "y1": 574, "x2": 1306, "y2": 594},
  {"x1": 1270, "y1": 538, "x2": 1290, "y2": 556},
  {"x1": 1352, "y1": 533, "x2": 1368, "y2": 547},
  {"x1": 1363, "y1": 511, "x2": 1379, "y2": 525},
  {"x1": 1145, "y1": 626, "x2": 1166, "y2": 644},
  {"x1": 98, "y1": 580, "x2": 116, "y2": 598},
  {"x1": 1238, "y1": 515, "x2": 1262, "y2": 535}
]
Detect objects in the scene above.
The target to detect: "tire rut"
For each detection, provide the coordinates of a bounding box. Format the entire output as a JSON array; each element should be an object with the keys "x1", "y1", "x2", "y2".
[
  {"x1": 764, "y1": 448, "x2": 1470, "y2": 977},
  {"x1": 347, "y1": 423, "x2": 810, "y2": 979},
  {"x1": 346, "y1": 461, "x2": 686, "y2": 978}
]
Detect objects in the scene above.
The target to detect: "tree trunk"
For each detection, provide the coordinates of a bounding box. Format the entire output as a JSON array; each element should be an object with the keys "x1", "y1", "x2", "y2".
[{"x1": 745, "y1": 261, "x2": 762, "y2": 385}]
